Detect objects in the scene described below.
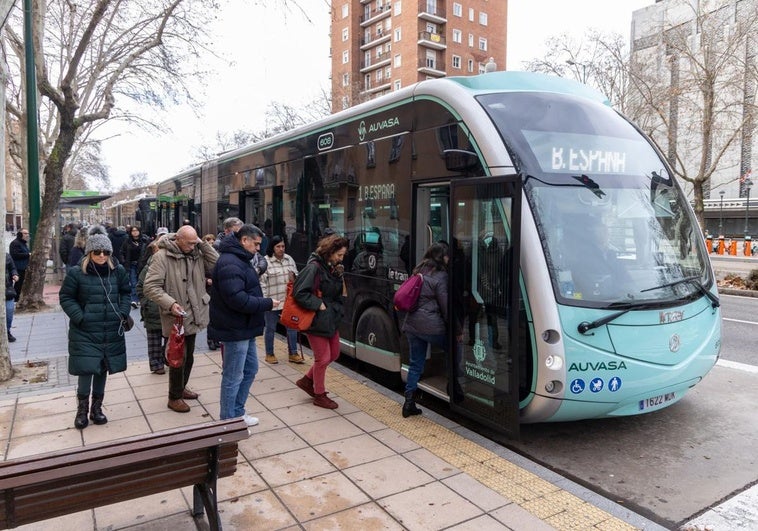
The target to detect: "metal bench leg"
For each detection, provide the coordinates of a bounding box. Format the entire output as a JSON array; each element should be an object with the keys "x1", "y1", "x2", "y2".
[{"x1": 192, "y1": 447, "x2": 222, "y2": 531}]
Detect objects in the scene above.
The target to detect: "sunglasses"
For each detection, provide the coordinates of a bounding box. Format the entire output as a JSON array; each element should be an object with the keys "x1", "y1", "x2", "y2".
[{"x1": 91, "y1": 250, "x2": 111, "y2": 256}]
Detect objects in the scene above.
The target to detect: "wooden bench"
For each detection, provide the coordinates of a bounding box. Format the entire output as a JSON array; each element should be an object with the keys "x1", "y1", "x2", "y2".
[{"x1": 0, "y1": 418, "x2": 249, "y2": 530}]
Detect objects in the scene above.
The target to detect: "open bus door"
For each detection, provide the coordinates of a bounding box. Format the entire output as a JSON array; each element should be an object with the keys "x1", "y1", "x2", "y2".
[{"x1": 450, "y1": 176, "x2": 521, "y2": 438}]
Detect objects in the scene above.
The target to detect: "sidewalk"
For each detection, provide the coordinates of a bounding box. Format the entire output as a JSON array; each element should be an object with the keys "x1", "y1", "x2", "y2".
[{"x1": 1, "y1": 288, "x2": 665, "y2": 530}]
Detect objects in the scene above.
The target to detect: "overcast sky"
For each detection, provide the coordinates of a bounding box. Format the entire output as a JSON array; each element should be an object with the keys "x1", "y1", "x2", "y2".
[{"x1": 98, "y1": 0, "x2": 653, "y2": 190}]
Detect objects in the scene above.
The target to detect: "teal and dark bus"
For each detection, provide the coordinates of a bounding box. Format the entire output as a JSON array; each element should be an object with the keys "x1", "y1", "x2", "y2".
[{"x1": 157, "y1": 71, "x2": 721, "y2": 437}]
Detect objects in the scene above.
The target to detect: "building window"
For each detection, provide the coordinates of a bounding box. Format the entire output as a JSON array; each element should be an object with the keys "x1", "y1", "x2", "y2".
[
  {"x1": 452, "y1": 55, "x2": 461, "y2": 69},
  {"x1": 478, "y1": 62, "x2": 486, "y2": 74},
  {"x1": 365, "y1": 74, "x2": 371, "y2": 89},
  {"x1": 453, "y1": 2, "x2": 462, "y2": 17},
  {"x1": 365, "y1": 29, "x2": 371, "y2": 42},
  {"x1": 469, "y1": 8, "x2": 474, "y2": 21},
  {"x1": 394, "y1": 27, "x2": 401, "y2": 41},
  {"x1": 376, "y1": 23, "x2": 383, "y2": 36},
  {"x1": 479, "y1": 12, "x2": 488, "y2": 26},
  {"x1": 394, "y1": 54, "x2": 402, "y2": 67},
  {"x1": 377, "y1": 69, "x2": 383, "y2": 82},
  {"x1": 376, "y1": 46, "x2": 383, "y2": 58},
  {"x1": 394, "y1": 80, "x2": 401, "y2": 91},
  {"x1": 467, "y1": 58, "x2": 474, "y2": 72},
  {"x1": 468, "y1": 33, "x2": 474, "y2": 47},
  {"x1": 377, "y1": 0, "x2": 383, "y2": 10},
  {"x1": 342, "y1": 27, "x2": 349, "y2": 41},
  {"x1": 341, "y1": 4, "x2": 348, "y2": 18},
  {"x1": 342, "y1": 50, "x2": 349, "y2": 64},
  {"x1": 385, "y1": 66, "x2": 391, "y2": 78},
  {"x1": 341, "y1": 96, "x2": 349, "y2": 110},
  {"x1": 426, "y1": 49, "x2": 437, "y2": 69},
  {"x1": 385, "y1": 18, "x2": 391, "y2": 31},
  {"x1": 364, "y1": 51, "x2": 371, "y2": 65},
  {"x1": 452, "y1": 29, "x2": 462, "y2": 43},
  {"x1": 394, "y1": 0, "x2": 401, "y2": 16},
  {"x1": 479, "y1": 37, "x2": 487, "y2": 51},
  {"x1": 426, "y1": 0, "x2": 437, "y2": 16},
  {"x1": 342, "y1": 73, "x2": 350, "y2": 87}
]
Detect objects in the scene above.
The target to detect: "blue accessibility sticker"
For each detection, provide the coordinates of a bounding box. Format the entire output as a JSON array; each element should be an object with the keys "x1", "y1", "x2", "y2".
[
  {"x1": 608, "y1": 376, "x2": 622, "y2": 392},
  {"x1": 570, "y1": 379, "x2": 585, "y2": 394},
  {"x1": 589, "y1": 377, "x2": 604, "y2": 393}
]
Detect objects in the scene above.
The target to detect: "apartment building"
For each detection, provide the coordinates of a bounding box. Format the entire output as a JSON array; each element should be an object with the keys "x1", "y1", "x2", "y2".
[{"x1": 330, "y1": 0, "x2": 507, "y2": 112}]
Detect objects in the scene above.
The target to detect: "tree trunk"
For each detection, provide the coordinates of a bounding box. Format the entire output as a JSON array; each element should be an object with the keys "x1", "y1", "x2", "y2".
[{"x1": 16, "y1": 123, "x2": 74, "y2": 313}]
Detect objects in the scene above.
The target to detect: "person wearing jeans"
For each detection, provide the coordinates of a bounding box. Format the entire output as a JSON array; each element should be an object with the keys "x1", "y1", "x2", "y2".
[
  {"x1": 400, "y1": 243, "x2": 449, "y2": 418},
  {"x1": 260, "y1": 235, "x2": 300, "y2": 364},
  {"x1": 208, "y1": 224, "x2": 277, "y2": 426}
]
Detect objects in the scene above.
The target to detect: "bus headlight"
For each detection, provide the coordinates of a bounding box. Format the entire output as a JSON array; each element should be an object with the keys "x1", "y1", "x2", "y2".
[{"x1": 545, "y1": 355, "x2": 563, "y2": 370}]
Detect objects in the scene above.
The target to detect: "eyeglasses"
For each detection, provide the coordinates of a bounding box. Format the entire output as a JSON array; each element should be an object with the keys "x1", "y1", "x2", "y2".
[{"x1": 91, "y1": 250, "x2": 111, "y2": 256}]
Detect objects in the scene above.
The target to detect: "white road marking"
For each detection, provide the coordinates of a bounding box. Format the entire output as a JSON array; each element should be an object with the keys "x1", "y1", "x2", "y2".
[
  {"x1": 723, "y1": 317, "x2": 758, "y2": 325},
  {"x1": 684, "y1": 483, "x2": 758, "y2": 530},
  {"x1": 716, "y1": 359, "x2": 758, "y2": 374}
]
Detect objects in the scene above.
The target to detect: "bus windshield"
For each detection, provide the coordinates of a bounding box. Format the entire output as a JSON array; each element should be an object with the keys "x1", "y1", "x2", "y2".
[{"x1": 478, "y1": 91, "x2": 711, "y2": 307}]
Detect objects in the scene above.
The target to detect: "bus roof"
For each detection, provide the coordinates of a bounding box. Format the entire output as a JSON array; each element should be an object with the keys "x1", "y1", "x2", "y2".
[{"x1": 443, "y1": 71, "x2": 611, "y2": 107}]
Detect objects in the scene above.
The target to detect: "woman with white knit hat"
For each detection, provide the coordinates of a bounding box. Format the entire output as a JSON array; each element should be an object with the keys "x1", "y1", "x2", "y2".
[{"x1": 59, "y1": 225, "x2": 131, "y2": 429}]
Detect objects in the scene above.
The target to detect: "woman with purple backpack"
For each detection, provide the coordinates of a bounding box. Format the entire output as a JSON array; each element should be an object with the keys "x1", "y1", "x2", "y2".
[{"x1": 400, "y1": 243, "x2": 449, "y2": 418}]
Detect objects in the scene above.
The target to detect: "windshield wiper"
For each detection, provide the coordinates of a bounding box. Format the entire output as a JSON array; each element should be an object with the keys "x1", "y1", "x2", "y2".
[
  {"x1": 640, "y1": 275, "x2": 720, "y2": 308},
  {"x1": 577, "y1": 299, "x2": 681, "y2": 334}
]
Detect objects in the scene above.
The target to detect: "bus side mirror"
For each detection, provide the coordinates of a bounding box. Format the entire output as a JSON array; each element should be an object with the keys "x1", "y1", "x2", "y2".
[{"x1": 444, "y1": 149, "x2": 480, "y2": 173}]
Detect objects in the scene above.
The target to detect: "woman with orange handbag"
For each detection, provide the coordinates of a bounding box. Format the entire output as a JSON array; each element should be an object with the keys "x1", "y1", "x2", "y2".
[{"x1": 292, "y1": 234, "x2": 349, "y2": 409}]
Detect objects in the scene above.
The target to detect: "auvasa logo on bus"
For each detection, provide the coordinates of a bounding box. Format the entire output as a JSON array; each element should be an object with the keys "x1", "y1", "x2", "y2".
[
  {"x1": 358, "y1": 117, "x2": 400, "y2": 141},
  {"x1": 568, "y1": 361, "x2": 627, "y2": 372}
]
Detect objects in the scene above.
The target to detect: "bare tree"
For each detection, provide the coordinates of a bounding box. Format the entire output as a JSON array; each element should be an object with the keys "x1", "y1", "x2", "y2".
[
  {"x1": 193, "y1": 94, "x2": 332, "y2": 162},
  {"x1": 627, "y1": 0, "x2": 758, "y2": 227},
  {"x1": 2, "y1": 0, "x2": 215, "y2": 313}
]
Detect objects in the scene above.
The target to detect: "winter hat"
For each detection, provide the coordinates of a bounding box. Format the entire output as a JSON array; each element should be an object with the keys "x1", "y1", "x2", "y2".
[
  {"x1": 156, "y1": 227, "x2": 169, "y2": 236},
  {"x1": 85, "y1": 225, "x2": 113, "y2": 254}
]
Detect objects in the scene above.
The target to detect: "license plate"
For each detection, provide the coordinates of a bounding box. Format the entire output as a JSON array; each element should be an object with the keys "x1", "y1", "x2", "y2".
[{"x1": 638, "y1": 392, "x2": 675, "y2": 411}]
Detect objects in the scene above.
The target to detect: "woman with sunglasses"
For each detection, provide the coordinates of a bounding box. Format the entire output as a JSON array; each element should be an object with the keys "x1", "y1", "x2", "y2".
[{"x1": 60, "y1": 225, "x2": 131, "y2": 429}]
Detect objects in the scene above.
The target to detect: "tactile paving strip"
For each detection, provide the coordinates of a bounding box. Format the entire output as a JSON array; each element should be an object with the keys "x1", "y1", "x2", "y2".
[{"x1": 288, "y1": 357, "x2": 638, "y2": 531}]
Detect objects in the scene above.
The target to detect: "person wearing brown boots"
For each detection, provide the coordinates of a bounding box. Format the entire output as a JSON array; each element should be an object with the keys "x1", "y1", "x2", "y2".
[
  {"x1": 292, "y1": 234, "x2": 349, "y2": 409},
  {"x1": 144, "y1": 225, "x2": 218, "y2": 413},
  {"x1": 59, "y1": 226, "x2": 131, "y2": 429}
]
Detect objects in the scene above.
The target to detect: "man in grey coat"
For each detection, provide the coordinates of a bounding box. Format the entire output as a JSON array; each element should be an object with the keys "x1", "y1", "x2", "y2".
[{"x1": 144, "y1": 225, "x2": 218, "y2": 413}]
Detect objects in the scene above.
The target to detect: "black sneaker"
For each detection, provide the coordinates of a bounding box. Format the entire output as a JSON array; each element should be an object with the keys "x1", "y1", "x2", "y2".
[
  {"x1": 7, "y1": 333, "x2": 16, "y2": 342},
  {"x1": 131, "y1": 301, "x2": 138, "y2": 309}
]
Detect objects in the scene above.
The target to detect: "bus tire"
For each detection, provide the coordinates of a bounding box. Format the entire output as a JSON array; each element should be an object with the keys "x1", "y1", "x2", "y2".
[{"x1": 354, "y1": 306, "x2": 401, "y2": 373}]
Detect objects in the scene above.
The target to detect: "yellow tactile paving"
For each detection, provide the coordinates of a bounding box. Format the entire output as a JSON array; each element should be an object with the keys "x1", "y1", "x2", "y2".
[{"x1": 287, "y1": 355, "x2": 639, "y2": 530}]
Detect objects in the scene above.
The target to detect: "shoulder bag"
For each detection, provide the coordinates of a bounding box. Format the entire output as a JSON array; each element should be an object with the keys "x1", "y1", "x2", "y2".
[{"x1": 280, "y1": 270, "x2": 321, "y2": 331}]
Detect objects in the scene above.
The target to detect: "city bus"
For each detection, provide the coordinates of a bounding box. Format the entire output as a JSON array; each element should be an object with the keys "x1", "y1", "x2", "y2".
[{"x1": 158, "y1": 71, "x2": 721, "y2": 437}]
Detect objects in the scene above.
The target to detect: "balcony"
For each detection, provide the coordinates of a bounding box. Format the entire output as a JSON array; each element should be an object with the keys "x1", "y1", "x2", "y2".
[
  {"x1": 417, "y1": 0, "x2": 446, "y2": 23},
  {"x1": 361, "y1": 31, "x2": 392, "y2": 50},
  {"x1": 360, "y1": 53, "x2": 392, "y2": 73},
  {"x1": 361, "y1": 81, "x2": 392, "y2": 97},
  {"x1": 418, "y1": 31, "x2": 446, "y2": 50},
  {"x1": 417, "y1": 57, "x2": 446, "y2": 77},
  {"x1": 360, "y1": 5, "x2": 392, "y2": 26}
]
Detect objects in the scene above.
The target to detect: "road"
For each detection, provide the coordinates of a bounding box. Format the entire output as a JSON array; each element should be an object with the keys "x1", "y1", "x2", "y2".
[{"x1": 500, "y1": 293, "x2": 758, "y2": 528}]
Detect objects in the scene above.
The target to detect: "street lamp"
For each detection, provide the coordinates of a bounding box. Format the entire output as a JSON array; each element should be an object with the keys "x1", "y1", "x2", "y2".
[
  {"x1": 745, "y1": 179, "x2": 753, "y2": 237},
  {"x1": 718, "y1": 190, "x2": 725, "y2": 236},
  {"x1": 565, "y1": 60, "x2": 587, "y2": 84}
]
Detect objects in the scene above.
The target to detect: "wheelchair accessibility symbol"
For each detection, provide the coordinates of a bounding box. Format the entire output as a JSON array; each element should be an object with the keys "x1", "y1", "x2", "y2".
[{"x1": 570, "y1": 379, "x2": 585, "y2": 394}]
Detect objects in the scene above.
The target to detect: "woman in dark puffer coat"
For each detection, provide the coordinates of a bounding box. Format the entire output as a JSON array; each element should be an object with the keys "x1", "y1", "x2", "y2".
[{"x1": 60, "y1": 226, "x2": 131, "y2": 430}]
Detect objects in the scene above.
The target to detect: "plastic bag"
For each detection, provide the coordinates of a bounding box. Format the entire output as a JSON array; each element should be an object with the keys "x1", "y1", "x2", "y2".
[{"x1": 165, "y1": 316, "x2": 185, "y2": 368}]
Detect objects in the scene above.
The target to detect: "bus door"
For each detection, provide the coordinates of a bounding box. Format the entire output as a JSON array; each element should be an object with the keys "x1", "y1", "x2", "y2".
[
  {"x1": 450, "y1": 176, "x2": 521, "y2": 438},
  {"x1": 409, "y1": 184, "x2": 451, "y2": 397}
]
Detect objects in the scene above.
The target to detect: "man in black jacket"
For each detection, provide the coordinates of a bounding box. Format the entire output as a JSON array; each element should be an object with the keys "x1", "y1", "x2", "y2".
[{"x1": 9, "y1": 229, "x2": 30, "y2": 302}]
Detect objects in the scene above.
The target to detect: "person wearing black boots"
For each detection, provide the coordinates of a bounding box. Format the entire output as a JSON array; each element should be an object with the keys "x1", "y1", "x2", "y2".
[
  {"x1": 400, "y1": 243, "x2": 450, "y2": 418},
  {"x1": 59, "y1": 226, "x2": 131, "y2": 429}
]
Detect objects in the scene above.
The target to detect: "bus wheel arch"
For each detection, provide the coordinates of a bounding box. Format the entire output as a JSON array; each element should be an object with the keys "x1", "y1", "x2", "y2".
[{"x1": 354, "y1": 305, "x2": 401, "y2": 373}]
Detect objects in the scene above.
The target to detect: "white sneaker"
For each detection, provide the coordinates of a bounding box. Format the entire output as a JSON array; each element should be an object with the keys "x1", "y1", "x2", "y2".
[{"x1": 242, "y1": 414, "x2": 259, "y2": 427}]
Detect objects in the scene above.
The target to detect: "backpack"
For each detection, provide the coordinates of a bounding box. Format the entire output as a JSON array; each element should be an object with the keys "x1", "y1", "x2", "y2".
[{"x1": 393, "y1": 273, "x2": 423, "y2": 312}]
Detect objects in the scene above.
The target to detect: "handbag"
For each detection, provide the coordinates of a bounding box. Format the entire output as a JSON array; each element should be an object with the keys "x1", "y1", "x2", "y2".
[
  {"x1": 280, "y1": 271, "x2": 321, "y2": 331},
  {"x1": 122, "y1": 314, "x2": 135, "y2": 332},
  {"x1": 165, "y1": 316, "x2": 185, "y2": 368}
]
